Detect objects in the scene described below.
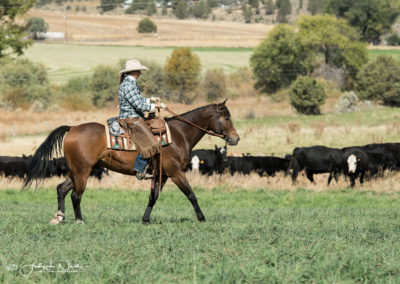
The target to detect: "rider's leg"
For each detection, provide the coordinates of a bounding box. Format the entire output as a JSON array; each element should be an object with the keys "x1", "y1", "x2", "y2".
[{"x1": 134, "y1": 154, "x2": 153, "y2": 180}]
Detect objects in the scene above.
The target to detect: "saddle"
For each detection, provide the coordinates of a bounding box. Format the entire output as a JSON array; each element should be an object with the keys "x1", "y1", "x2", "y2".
[{"x1": 106, "y1": 116, "x2": 171, "y2": 151}]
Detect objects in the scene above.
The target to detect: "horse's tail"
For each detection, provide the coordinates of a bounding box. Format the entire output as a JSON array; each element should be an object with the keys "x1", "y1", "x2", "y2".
[{"x1": 23, "y1": 125, "x2": 71, "y2": 188}]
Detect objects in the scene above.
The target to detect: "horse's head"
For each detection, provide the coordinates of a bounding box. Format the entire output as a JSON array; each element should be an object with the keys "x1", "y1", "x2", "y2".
[{"x1": 209, "y1": 100, "x2": 240, "y2": 146}]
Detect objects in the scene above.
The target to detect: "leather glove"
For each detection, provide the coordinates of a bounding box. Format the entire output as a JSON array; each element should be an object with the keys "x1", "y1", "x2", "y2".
[
  {"x1": 159, "y1": 102, "x2": 167, "y2": 109},
  {"x1": 150, "y1": 97, "x2": 160, "y2": 103}
]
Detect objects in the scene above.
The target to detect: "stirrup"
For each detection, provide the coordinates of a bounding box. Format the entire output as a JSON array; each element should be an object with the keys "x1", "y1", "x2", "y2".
[{"x1": 136, "y1": 172, "x2": 154, "y2": 180}]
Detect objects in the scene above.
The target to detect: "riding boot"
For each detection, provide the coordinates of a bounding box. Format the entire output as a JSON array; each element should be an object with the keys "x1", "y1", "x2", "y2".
[{"x1": 134, "y1": 154, "x2": 154, "y2": 180}]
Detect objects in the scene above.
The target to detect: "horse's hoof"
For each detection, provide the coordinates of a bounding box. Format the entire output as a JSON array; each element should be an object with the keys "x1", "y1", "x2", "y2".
[
  {"x1": 76, "y1": 220, "x2": 85, "y2": 225},
  {"x1": 49, "y1": 211, "x2": 64, "y2": 224},
  {"x1": 49, "y1": 218, "x2": 60, "y2": 225},
  {"x1": 198, "y1": 217, "x2": 206, "y2": 222},
  {"x1": 142, "y1": 218, "x2": 150, "y2": 223}
]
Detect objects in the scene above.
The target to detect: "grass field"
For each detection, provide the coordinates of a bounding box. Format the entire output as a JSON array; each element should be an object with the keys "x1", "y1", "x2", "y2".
[
  {"x1": 21, "y1": 44, "x2": 400, "y2": 85},
  {"x1": 1, "y1": 187, "x2": 400, "y2": 283}
]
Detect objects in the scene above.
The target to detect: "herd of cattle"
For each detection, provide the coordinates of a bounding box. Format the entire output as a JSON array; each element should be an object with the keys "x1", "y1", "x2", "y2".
[
  {"x1": 0, "y1": 155, "x2": 108, "y2": 181},
  {"x1": 189, "y1": 143, "x2": 400, "y2": 188},
  {"x1": 1, "y1": 142, "x2": 399, "y2": 188}
]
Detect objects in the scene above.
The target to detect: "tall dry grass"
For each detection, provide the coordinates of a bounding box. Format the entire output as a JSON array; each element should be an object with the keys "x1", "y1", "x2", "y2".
[{"x1": 0, "y1": 96, "x2": 399, "y2": 192}]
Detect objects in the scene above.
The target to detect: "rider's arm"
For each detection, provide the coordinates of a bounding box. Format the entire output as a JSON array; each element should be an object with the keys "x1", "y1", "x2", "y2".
[{"x1": 123, "y1": 82, "x2": 154, "y2": 112}]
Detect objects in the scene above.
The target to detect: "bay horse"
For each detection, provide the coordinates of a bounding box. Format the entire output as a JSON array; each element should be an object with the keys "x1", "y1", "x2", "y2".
[{"x1": 24, "y1": 101, "x2": 240, "y2": 224}]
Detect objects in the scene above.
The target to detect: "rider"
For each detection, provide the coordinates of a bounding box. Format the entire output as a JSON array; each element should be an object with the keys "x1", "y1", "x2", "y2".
[{"x1": 119, "y1": 59, "x2": 166, "y2": 180}]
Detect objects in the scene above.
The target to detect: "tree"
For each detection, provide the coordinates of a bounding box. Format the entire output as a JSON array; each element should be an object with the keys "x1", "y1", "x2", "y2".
[
  {"x1": 250, "y1": 15, "x2": 368, "y2": 94},
  {"x1": 356, "y1": 56, "x2": 400, "y2": 107},
  {"x1": 100, "y1": 0, "x2": 119, "y2": 12},
  {"x1": 146, "y1": 2, "x2": 157, "y2": 16},
  {"x1": 250, "y1": 24, "x2": 307, "y2": 93},
  {"x1": 276, "y1": 0, "x2": 291, "y2": 23},
  {"x1": 289, "y1": 76, "x2": 326, "y2": 115},
  {"x1": 324, "y1": 0, "x2": 400, "y2": 44},
  {"x1": 307, "y1": 0, "x2": 326, "y2": 15},
  {"x1": 203, "y1": 69, "x2": 226, "y2": 102},
  {"x1": 297, "y1": 15, "x2": 368, "y2": 87},
  {"x1": 164, "y1": 47, "x2": 201, "y2": 104},
  {"x1": 242, "y1": 4, "x2": 253, "y2": 23},
  {"x1": 174, "y1": 0, "x2": 188, "y2": 19},
  {"x1": 26, "y1": 17, "x2": 48, "y2": 40},
  {"x1": 137, "y1": 18, "x2": 157, "y2": 33},
  {"x1": 193, "y1": 1, "x2": 209, "y2": 19},
  {"x1": 264, "y1": 0, "x2": 275, "y2": 15},
  {"x1": 0, "y1": 0, "x2": 34, "y2": 57}
]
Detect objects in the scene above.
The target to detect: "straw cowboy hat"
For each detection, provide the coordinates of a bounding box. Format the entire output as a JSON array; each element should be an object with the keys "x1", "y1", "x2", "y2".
[{"x1": 119, "y1": 59, "x2": 149, "y2": 74}]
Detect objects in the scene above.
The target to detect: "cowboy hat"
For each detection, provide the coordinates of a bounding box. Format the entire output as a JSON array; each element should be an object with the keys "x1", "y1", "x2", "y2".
[{"x1": 119, "y1": 59, "x2": 149, "y2": 74}]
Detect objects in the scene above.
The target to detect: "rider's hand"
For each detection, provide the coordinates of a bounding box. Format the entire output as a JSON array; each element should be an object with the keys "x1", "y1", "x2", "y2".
[
  {"x1": 150, "y1": 97, "x2": 160, "y2": 103},
  {"x1": 154, "y1": 102, "x2": 167, "y2": 109}
]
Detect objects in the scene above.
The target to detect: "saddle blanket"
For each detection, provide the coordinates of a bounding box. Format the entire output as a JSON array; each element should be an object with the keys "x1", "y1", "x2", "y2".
[{"x1": 105, "y1": 121, "x2": 172, "y2": 151}]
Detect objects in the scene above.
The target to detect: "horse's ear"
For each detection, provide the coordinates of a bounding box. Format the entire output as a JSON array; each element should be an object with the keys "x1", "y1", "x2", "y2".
[{"x1": 220, "y1": 99, "x2": 228, "y2": 106}]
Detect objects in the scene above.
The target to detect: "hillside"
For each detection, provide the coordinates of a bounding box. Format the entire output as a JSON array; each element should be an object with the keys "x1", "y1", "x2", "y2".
[{"x1": 28, "y1": 8, "x2": 274, "y2": 47}]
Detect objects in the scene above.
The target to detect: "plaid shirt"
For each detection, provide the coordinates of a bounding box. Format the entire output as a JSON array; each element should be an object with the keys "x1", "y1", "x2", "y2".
[{"x1": 119, "y1": 75, "x2": 154, "y2": 119}]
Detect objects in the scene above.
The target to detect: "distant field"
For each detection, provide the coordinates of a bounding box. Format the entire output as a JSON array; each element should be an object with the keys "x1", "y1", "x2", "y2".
[
  {"x1": 22, "y1": 44, "x2": 400, "y2": 85},
  {"x1": 22, "y1": 44, "x2": 254, "y2": 85},
  {"x1": 2, "y1": 187, "x2": 400, "y2": 283}
]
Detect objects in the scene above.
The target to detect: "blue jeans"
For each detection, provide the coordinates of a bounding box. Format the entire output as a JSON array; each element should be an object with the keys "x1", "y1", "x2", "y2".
[{"x1": 134, "y1": 154, "x2": 149, "y2": 173}]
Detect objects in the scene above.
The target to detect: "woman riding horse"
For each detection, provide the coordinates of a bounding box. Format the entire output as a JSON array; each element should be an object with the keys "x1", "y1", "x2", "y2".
[
  {"x1": 118, "y1": 59, "x2": 166, "y2": 180},
  {"x1": 24, "y1": 101, "x2": 240, "y2": 224}
]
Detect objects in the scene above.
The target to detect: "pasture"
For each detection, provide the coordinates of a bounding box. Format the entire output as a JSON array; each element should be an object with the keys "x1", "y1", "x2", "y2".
[
  {"x1": 21, "y1": 44, "x2": 400, "y2": 85},
  {"x1": 2, "y1": 187, "x2": 400, "y2": 283}
]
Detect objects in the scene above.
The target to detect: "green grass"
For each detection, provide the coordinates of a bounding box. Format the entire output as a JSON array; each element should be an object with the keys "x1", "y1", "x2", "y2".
[
  {"x1": 369, "y1": 49, "x2": 400, "y2": 61},
  {"x1": 2, "y1": 187, "x2": 400, "y2": 283},
  {"x1": 21, "y1": 44, "x2": 254, "y2": 85}
]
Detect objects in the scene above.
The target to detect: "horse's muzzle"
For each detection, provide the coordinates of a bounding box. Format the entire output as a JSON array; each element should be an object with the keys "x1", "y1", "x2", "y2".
[{"x1": 226, "y1": 135, "x2": 240, "y2": 146}]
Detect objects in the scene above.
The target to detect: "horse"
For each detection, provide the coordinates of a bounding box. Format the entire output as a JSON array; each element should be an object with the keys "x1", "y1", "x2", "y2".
[{"x1": 24, "y1": 100, "x2": 240, "y2": 224}]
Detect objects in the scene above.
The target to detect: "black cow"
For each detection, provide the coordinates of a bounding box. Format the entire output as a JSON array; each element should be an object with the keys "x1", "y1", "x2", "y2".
[
  {"x1": 224, "y1": 155, "x2": 291, "y2": 176},
  {"x1": 188, "y1": 145, "x2": 227, "y2": 175},
  {"x1": 362, "y1": 143, "x2": 400, "y2": 168},
  {"x1": 0, "y1": 155, "x2": 108, "y2": 180},
  {"x1": 341, "y1": 148, "x2": 369, "y2": 188},
  {"x1": 288, "y1": 146, "x2": 343, "y2": 185},
  {"x1": 343, "y1": 144, "x2": 398, "y2": 178}
]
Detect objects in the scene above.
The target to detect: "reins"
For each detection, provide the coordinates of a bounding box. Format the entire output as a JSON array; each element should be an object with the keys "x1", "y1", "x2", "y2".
[
  {"x1": 154, "y1": 106, "x2": 226, "y2": 198},
  {"x1": 165, "y1": 107, "x2": 226, "y2": 139}
]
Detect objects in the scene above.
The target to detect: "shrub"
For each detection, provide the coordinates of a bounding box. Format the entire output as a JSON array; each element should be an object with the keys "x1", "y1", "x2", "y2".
[
  {"x1": 137, "y1": 18, "x2": 157, "y2": 33},
  {"x1": 386, "y1": 33, "x2": 400, "y2": 46},
  {"x1": 135, "y1": 60, "x2": 166, "y2": 98},
  {"x1": 334, "y1": 91, "x2": 360, "y2": 113},
  {"x1": 62, "y1": 76, "x2": 91, "y2": 94},
  {"x1": 203, "y1": 69, "x2": 226, "y2": 102},
  {"x1": 90, "y1": 65, "x2": 119, "y2": 107},
  {"x1": 289, "y1": 76, "x2": 326, "y2": 115},
  {"x1": 356, "y1": 56, "x2": 400, "y2": 107},
  {"x1": 0, "y1": 58, "x2": 52, "y2": 109}
]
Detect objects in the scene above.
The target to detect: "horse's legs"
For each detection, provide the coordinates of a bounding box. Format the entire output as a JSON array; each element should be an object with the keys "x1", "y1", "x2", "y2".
[
  {"x1": 71, "y1": 172, "x2": 90, "y2": 223},
  {"x1": 142, "y1": 175, "x2": 168, "y2": 223},
  {"x1": 57, "y1": 177, "x2": 73, "y2": 213},
  {"x1": 49, "y1": 177, "x2": 73, "y2": 224},
  {"x1": 171, "y1": 171, "x2": 205, "y2": 222}
]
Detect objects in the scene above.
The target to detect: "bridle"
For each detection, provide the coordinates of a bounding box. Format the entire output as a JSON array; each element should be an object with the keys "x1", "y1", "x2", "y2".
[{"x1": 164, "y1": 107, "x2": 229, "y2": 140}]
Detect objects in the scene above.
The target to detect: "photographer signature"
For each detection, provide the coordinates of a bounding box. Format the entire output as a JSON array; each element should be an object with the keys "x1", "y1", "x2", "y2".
[{"x1": 6, "y1": 261, "x2": 84, "y2": 277}]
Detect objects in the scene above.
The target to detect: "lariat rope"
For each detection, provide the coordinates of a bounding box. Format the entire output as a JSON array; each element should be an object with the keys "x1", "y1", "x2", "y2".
[{"x1": 164, "y1": 107, "x2": 225, "y2": 139}]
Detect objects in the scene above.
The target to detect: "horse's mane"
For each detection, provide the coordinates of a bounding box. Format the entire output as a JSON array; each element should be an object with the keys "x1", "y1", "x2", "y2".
[{"x1": 165, "y1": 104, "x2": 217, "y2": 122}]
